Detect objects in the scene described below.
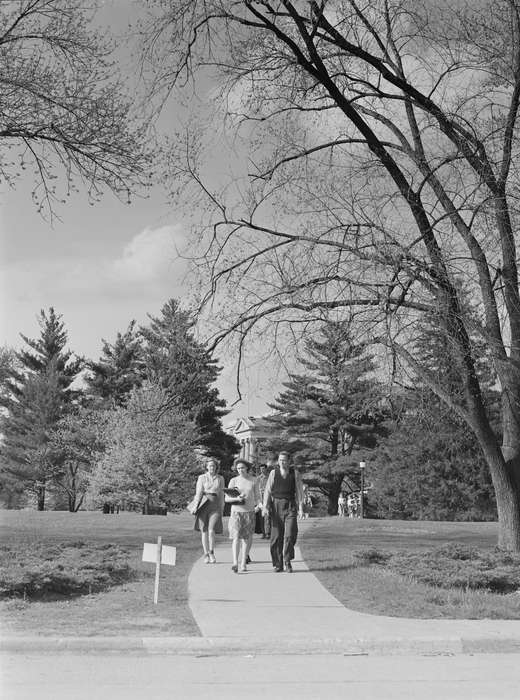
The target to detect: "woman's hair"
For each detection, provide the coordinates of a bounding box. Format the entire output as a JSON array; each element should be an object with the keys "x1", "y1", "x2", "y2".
[
  {"x1": 233, "y1": 457, "x2": 252, "y2": 471},
  {"x1": 205, "y1": 457, "x2": 220, "y2": 471}
]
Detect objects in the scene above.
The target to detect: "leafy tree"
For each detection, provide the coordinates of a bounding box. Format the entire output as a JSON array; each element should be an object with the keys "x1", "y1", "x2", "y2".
[
  {"x1": 140, "y1": 299, "x2": 238, "y2": 466},
  {"x1": 89, "y1": 382, "x2": 199, "y2": 512},
  {"x1": 85, "y1": 321, "x2": 146, "y2": 407},
  {"x1": 0, "y1": 308, "x2": 82, "y2": 509},
  {"x1": 144, "y1": 1, "x2": 520, "y2": 550},
  {"x1": 268, "y1": 321, "x2": 387, "y2": 514},
  {"x1": 0, "y1": 0, "x2": 150, "y2": 217},
  {"x1": 48, "y1": 408, "x2": 105, "y2": 512}
]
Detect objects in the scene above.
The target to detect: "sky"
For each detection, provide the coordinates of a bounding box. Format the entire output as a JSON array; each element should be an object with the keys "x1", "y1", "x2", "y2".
[
  {"x1": 0, "y1": 0, "x2": 282, "y2": 426},
  {"x1": 0, "y1": 159, "x2": 281, "y2": 425}
]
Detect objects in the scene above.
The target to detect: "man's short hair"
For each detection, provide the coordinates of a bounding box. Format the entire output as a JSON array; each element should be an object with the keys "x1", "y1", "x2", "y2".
[{"x1": 278, "y1": 451, "x2": 290, "y2": 459}]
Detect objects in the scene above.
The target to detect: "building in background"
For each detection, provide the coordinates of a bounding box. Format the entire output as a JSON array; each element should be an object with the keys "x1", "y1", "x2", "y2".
[{"x1": 225, "y1": 416, "x2": 275, "y2": 467}]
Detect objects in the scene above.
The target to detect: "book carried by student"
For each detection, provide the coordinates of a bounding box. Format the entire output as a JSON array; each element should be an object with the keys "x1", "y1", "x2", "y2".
[{"x1": 224, "y1": 487, "x2": 245, "y2": 503}]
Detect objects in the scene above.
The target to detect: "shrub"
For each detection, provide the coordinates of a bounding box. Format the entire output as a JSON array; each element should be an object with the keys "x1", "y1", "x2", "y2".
[
  {"x1": 351, "y1": 543, "x2": 520, "y2": 593},
  {"x1": 352, "y1": 548, "x2": 392, "y2": 565},
  {"x1": 388, "y1": 545, "x2": 520, "y2": 593},
  {"x1": 0, "y1": 542, "x2": 136, "y2": 599}
]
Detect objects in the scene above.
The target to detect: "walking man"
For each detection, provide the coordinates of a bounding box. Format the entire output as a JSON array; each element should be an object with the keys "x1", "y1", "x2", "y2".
[{"x1": 262, "y1": 451, "x2": 304, "y2": 573}]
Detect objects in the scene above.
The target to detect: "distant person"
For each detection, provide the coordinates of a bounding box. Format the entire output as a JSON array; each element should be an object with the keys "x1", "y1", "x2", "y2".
[
  {"x1": 190, "y1": 457, "x2": 225, "y2": 563},
  {"x1": 337, "y1": 492, "x2": 346, "y2": 517},
  {"x1": 226, "y1": 458, "x2": 262, "y2": 573},
  {"x1": 347, "y1": 493, "x2": 358, "y2": 518},
  {"x1": 262, "y1": 451, "x2": 304, "y2": 573},
  {"x1": 301, "y1": 484, "x2": 312, "y2": 519},
  {"x1": 256, "y1": 462, "x2": 273, "y2": 538}
]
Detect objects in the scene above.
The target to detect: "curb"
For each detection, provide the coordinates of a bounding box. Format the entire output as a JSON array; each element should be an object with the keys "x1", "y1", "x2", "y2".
[{"x1": 2, "y1": 635, "x2": 520, "y2": 656}]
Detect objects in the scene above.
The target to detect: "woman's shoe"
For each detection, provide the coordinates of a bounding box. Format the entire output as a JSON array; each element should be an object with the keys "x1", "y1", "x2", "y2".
[
  {"x1": 203, "y1": 554, "x2": 210, "y2": 564},
  {"x1": 231, "y1": 564, "x2": 238, "y2": 573},
  {"x1": 208, "y1": 551, "x2": 216, "y2": 563},
  {"x1": 246, "y1": 555, "x2": 252, "y2": 564},
  {"x1": 239, "y1": 565, "x2": 247, "y2": 573}
]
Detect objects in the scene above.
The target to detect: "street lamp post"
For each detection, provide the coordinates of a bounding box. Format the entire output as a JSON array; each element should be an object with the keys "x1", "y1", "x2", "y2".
[{"x1": 359, "y1": 461, "x2": 366, "y2": 519}]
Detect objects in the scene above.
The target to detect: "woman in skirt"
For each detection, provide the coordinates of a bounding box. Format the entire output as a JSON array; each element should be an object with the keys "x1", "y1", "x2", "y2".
[
  {"x1": 226, "y1": 457, "x2": 262, "y2": 573},
  {"x1": 193, "y1": 457, "x2": 225, "y2": 563}
]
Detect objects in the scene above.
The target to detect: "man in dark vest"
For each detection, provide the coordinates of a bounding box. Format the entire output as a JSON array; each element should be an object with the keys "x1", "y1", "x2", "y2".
[{"x1": 262, "y1": 451, "x2": 304, "y2": 572}]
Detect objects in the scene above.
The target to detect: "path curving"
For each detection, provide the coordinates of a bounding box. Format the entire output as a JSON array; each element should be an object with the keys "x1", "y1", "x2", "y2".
[{"x1": 188, "y1": 534, "x2": 520, "y2": 654}]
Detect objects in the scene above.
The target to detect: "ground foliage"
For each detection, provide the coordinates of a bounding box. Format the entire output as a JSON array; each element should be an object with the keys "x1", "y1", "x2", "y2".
[
  {"x1": 353, "y1": 543, "x2": 520, "y2": 593},
  {"x1": 0, "y1": 541, "x2": 135, "y2": 599}
]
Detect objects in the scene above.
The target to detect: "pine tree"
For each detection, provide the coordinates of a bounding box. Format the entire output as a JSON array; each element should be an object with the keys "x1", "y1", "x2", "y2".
[
  {"x1": 85, "y1": 321, "x2": 145, "y2": 406},
  {"x1": 371, "y1": 302, "x2": 499, "y2": 521},
  {"x1": 0, "y1": 309, "x2": 82, "y2": 509},
  {"x1": 268, "y1": 321, "x2": 387, "y2": 514},
  {"x1": 139, "y1": 299, "x2": 238, "y2": 466}
]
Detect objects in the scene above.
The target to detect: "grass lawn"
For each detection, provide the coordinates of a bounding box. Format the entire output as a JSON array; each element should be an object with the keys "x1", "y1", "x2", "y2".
[
  {"x1": 0, "y1": 510, "x2": 206, "y2": 637},
  {"x1": 299, "y1": 517, "x2": 520, "y2": 619}
]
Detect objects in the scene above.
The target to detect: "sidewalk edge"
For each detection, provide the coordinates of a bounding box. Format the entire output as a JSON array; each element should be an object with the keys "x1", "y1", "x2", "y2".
[{"x1": 2, "y1": 634, "x2": 520, "y2": 655}]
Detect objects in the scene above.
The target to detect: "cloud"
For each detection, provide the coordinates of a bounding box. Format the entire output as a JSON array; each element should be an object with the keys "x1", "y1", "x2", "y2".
[
  {"x1": 111, "y1": 225, "x2": 187, "y2": 283},
  {"x1": 0, "y1": 224, "x2": 193, "y2": 355}
]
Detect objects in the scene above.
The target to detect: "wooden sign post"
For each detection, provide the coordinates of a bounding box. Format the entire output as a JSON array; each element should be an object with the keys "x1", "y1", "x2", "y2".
[
  {"x1": 142, "y1": 536, "x2": 177, "y2": 604},
  {"x1": 154, "y1": 536, "x2": 162, "y2": 604}
]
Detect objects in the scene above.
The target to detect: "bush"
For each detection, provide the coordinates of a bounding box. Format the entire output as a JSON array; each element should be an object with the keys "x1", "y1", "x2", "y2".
[
  {"x1": 353, "y1": 544, "x2": 520, "y2": 593},
  {"x1": 352, "y1": 548, "x2": 392, "y2": 565},
  {"x1": 0, "y1": 541, "x2": 136, "y2": 599}
]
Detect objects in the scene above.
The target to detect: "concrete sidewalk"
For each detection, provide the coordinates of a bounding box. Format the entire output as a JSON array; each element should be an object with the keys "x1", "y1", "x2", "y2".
[{"x1": 187, "y1": 538, "x2": 520, "y2": 655}]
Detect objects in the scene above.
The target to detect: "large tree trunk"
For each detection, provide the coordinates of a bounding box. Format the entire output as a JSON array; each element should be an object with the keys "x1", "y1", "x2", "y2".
[{"x1": 474, "y1": 400, "x2": 520, "y2": 551}]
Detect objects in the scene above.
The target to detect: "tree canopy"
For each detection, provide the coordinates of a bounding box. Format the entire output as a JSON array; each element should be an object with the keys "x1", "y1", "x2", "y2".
[
  {"x1": 0, "y1": 0, "x2": 151, "y2": 217},
  {"x1": 89, "y1": 382, "x2": 200, "y2": 512},
  {"x1": 143, "y1": 0, "x2": 520, "y2": 550}
]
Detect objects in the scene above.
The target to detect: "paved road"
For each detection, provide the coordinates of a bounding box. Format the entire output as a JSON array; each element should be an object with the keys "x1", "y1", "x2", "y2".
[{"x1": 2, "y1": 651, "x2": 519, "y2": 699}]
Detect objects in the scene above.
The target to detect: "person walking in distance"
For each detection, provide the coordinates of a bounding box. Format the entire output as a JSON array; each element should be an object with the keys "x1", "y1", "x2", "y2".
[
  {"x1": 262, "y1": 451, "x2": 304, "y2": 573},
  {"x1": 256, "y1": 462, "x2": 272, "y2": 539}
]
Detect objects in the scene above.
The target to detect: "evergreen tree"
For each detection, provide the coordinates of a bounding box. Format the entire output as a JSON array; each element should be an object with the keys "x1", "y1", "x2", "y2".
[
  {"x1": 371, "y1": 303, "x2": 499, "y2": 521},
  {"x1": 0, "y1": 348, "x2": 24, "y2": 507},
  {"x1": 268, "y1": 321, "x2": 388, "y2": 514},
  {"x1": 0, "y1": 309, "x2": 82, "y2": 509},
  {"x1": 139, "y1": 299, "x2": 238, "y2": 466},
  {"x1": 85, "y1": 321, "x2": 145, "y2": 406}
]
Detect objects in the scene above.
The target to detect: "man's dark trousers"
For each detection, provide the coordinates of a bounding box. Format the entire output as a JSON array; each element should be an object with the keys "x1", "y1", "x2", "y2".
[{"x1": 270, "y1": 497, "x2": 298, "y2": 568}]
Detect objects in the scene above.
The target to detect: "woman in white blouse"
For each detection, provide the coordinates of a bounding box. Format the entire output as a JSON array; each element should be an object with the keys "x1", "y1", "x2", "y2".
[
  {"x1": 226, "y1": 457, "x2": 262, "y2": 573},
  {"x1": 192, "y1": 457, "x2": 225, "y2": 563}
]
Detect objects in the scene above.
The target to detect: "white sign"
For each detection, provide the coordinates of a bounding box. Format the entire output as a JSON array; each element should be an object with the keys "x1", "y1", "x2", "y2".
[{"x1": 142, "y1": 543, "x2": 177, "y2": 566}]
